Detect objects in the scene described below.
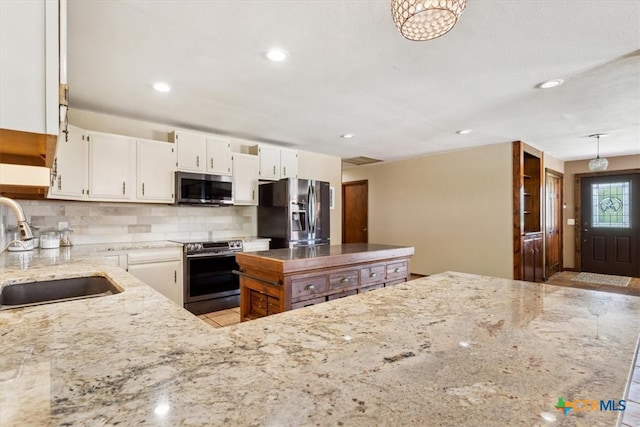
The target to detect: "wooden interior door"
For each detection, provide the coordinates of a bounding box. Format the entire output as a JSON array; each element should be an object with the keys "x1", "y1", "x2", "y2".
[
  {"x1": 545, "y1": 170, "x2": 563, "y2": 278},
  {"x1": 342, "y1": 180, "x2": 368, "y2": 243},
  {"x1": 580, "y1": 173, "x2": 640, "y2": 277}
]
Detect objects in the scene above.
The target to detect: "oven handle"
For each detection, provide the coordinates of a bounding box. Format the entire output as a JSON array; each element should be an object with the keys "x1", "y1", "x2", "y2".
[
  {"x1": 186, "y1": 252, "x2": 236, "y2": 259},
  {"x1": 232, "y1": 270, "x2": 282, "y2": 287}
]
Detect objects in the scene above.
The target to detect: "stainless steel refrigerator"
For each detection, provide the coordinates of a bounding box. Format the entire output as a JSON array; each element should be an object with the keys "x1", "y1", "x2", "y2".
[{"x1": 258, "y1": 178, "x2": 330, "y2": 249}]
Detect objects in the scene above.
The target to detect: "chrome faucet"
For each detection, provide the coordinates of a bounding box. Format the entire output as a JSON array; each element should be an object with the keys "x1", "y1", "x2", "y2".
[{"x1": 1, "y1": 197, "x2": 34, "y2": 253}]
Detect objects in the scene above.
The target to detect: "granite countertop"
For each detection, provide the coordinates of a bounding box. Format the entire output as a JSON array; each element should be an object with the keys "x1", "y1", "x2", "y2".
[{"x1": 1, "y1": 267, "x2": 638, "y2": 426}]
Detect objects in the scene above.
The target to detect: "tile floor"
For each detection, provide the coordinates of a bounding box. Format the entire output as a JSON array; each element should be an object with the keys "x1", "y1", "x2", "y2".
[{"x1": 197, "y1": 307, "x2": 241, "y2": 328}]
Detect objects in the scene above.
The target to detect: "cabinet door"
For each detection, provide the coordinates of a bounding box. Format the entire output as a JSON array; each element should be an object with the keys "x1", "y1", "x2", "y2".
[
  {"x1": 48, "y1": 124, "x2": 88, "y2": 199},
  {"x1": 523, "y1": 237, "x2": 535, "y2": 282},
  {"x1": 256, "y1": 145, "x2": 280, "y2": 180},
  {"x1": 232, "y1": 153, "x2": 258, "y2": 205},
  {"x1": 128, "y1": 260, "x2": 183, "y2": 306},
  {"x1": 0, "y1": 0, "x2": 59, "y2": 135},
  {"x1": 88, "y1": 132, "x2": 136, "y2": 200},
  {"x1": 206, "y1": 136, "x2": 232, "y2": 175},
  {"x1": 280, "y1": 149, "x2": 298, "y2": 179},
  {"x1": 175, "y1": 131, "x2": 206, "y2": 172},
  {"x1": 137, "y1": 139, "x2": 176, "y2": 203}
]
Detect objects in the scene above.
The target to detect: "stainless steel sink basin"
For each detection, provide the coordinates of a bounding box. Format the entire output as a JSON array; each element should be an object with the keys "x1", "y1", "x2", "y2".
[{"x1": 0, "y1": 276, "x2": 122, "y2": 310}]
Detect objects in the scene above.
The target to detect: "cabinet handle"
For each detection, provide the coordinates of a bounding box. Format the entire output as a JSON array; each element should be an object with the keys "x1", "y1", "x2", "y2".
[
  {"x1": 122, "y1": 181, "x2": 126, "y2": 195},
  {"x1": 142, "y1": 183, "x2": 145, "y2": 196},
  {"x1": 304, "y1": 284, "x2": 315, "y2": 291},
  {"x1": 252, "y1": 190, "x2": 255, "y2": 200},
  {"x1": 284, "y1": 166, "x2": 287, "y2": 176},
  {"x1": 196, "y1": 156, "x2": 200, "y2": 167},
  {"x1": 82, "y1": 189, "x2": 85, "y2": 195},
  {"x1": 210, "y1": 158, "x2": 213, "y2": 168},
  {"x1": 394, "y1": 268, "x2": 400, "y2": 273},
  {"x1": 174, "y1": 270, "x2": 177, "y2": 283},
  {"x1": 369, "y1": 272, "x2": 377, "y2": 278},
  {"x1": 57, "y1": 175, "x2": 62, "y2": 190},
  {"x1": 340, "y1": 277, "x2": 349, "y2": 283},
  {"x1": 273, "y1": 165, "x2": 276, "y2": 175}
]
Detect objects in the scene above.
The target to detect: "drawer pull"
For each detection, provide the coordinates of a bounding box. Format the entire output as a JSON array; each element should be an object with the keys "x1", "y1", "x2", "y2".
[
  {"x1": 369, "y1": 272, "x2": 377, "y2": 278},
  {"x1": 340, "y1": 277, "x2": 349, "y2": 283},
  {"x1": 394, "y1": 268, "x2": 400, "y2": 273},
  {"x1": 304, "y1": 284, "x2": 315, "y2": 291}
]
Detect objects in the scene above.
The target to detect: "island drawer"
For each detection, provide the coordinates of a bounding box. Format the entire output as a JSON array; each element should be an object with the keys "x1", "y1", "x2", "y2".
[
  {"x1": 248, "y1": 289, "x2": 281, "y2": 317},
  {"x1": 291, "y1": 296, "x2": 326, "y2": 310},
  {"x1": 291, "y1": 275, "x2": 328, "y2": 301},
  {"x1": 359, "y1": 264, "x2": 386, "y2": 285},
  {"x1": 327, "y1": 289, "x2": 357, "y2": 300},
  {"x1": 329, "y1": 269, "x2": 359, "y2": 290},
  {"x1": 385, "y1": 279, "x2": 406, "y2": 287},
  {"x1": 386, "y1": 261, "x2": 408, "y2": 280}
]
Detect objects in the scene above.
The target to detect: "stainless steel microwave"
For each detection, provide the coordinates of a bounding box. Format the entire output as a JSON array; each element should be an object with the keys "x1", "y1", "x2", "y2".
[{"x1": 175, "y1": 172, "x2": 233, "y2": 206}]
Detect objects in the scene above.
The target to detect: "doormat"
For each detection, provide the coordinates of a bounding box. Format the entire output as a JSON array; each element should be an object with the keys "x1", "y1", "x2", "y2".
[{"x1": 571, "y1": 272, "x2": 631, "y2": 287}]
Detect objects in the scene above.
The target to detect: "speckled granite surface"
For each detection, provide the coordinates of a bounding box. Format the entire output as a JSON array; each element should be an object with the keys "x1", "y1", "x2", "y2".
[{"x1": 1, "y1": 267, "x2": 639, "y2": 426}]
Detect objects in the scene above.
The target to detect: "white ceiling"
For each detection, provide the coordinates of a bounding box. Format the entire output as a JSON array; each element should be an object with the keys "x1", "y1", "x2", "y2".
[{"x1": 67, "y1": 1, "x2": 640, "y2": 163}]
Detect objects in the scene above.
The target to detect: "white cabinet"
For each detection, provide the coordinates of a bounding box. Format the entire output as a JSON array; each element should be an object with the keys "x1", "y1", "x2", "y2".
[
  {"x1": 280, "y1": 148, "x2": 298, "y2": 179},
  {"x1": 126, "y1": 247, "x2": 183, "y2": 306},
  {"x1": 0, "y1": 0, "x2": 60, "y2": 135},
  {"x1": 206, "y1": 136, "x2": 232, "y2": 175},
  {"x1": 88, "y1": 132, "x2": 136, "y2": 200},
  {"x1": 48, "y1": 125, "x2": 88, "y2": 200},
  {"x1": 172, "y1": 130, "x2": 205, "y2": 172},
  {"x1": 232, "y1": 153, "x2": 258, "y2": 206},
  {"x1": 136, "y1": 139, "x2": 176, "y2": 203},
  {"x1": 250, "y1": 144, "x2": 298, "y2": 180},
  {"x1": 172, "y1": 130, "x2": 233, "y2": 175}
]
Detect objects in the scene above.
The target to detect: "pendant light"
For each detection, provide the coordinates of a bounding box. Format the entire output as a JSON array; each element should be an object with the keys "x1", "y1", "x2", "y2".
[
  {"x1": 391, "y1": 0, "x2": 467, "y2": 41},
  {"x1": 588, "y1": 133, "x2": 609, "y2": 172}
]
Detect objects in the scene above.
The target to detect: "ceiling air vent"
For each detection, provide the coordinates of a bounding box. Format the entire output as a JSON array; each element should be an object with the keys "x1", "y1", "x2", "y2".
[{"x1": 341, "y1": 156, "x2": 383, "y2": 166}]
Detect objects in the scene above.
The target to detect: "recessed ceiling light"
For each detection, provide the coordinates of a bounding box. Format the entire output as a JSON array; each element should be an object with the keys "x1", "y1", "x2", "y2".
[
  {"x1": 456, "y1": 129, "x2": 472, "y2": 135},
  {"x1": 537, "y1": 79, "x2": 564, "y2": 89},
  {"x1": 153, "y1": 82, "x2": 171, "y2": 92},
  {"x1": 340, "y1": 133, "x2": 355, "y2": 139},
  {"x1": 265, "y1": 48, "x2": 288, "y2": 62}
]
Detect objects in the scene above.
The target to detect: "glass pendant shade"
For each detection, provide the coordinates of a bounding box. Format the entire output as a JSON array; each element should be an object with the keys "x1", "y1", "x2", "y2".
[
  {"x1": 587, "y1": 134, "x2": 608, "y2": 172},
  {"x1": 588, "y1": 157, "x2": 609, "y2": 172},
  {"x1": 391, "y1": 0, "x2": 467, "y2": 41}
]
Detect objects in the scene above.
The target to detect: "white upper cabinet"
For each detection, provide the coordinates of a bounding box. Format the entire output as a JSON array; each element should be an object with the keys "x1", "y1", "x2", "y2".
[
  {"x1": 172, "y1": 130, "x2": 206, "y2": 172},
  {"x1": 250, "y1": 144, "x2": 298, "y2": 181},
  {"x1": 48, "y1": 125, "x2": 88, "y2": 200},
  {"x1": 88, "y1": 132, "x2": 136, "y2": 200},
  {"x1": 206, "y1": 136, "x2": 232, "y2": 175},
  {"x1": 232, "y1": 153, "x2": 258, "y2": 206},
  {"x1": 136, "y1": 139, "x2": 176, "y2": 203},
  {"x1": 280, "y1": 148, "x2": 298, "y2": 179},
  {"x1": 0, "y1": 0, "x2": 60, "y2": 135}
]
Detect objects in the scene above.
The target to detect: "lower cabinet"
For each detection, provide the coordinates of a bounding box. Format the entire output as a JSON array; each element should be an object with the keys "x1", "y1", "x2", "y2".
[
  {"x1": 125, "y1": 247, "x2": 183, "y2": 306},
  {"x1": 522, "y1": 232, "x2": 543, "y2": 283}
]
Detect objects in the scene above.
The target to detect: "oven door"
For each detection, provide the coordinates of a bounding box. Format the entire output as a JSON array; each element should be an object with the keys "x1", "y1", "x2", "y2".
[{"x1": 184, "y1": 252, "x2": 239, "y2": 314}]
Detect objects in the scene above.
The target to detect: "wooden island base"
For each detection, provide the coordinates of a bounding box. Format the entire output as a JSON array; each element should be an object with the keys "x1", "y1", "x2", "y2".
[{"x1": 235, "y1": 243, "x2": 415, "y2": 320}]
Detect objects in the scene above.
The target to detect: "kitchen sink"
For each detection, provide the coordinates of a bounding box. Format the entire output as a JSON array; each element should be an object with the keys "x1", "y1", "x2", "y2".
[{"x1": 0, "y1": 276, "x2": 122, "y2": 310}]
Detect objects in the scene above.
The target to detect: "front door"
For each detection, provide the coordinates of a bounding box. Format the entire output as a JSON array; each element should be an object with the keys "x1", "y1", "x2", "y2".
[
  {"x1": 545, "y1": 170, "x2": 563, "y2": 277},
  {"x1": 342, "y1": 180, "x2": 368, "y2": 243},
  {"x1": 580, "y1": 173, "x2": 640, "y2": 277}
]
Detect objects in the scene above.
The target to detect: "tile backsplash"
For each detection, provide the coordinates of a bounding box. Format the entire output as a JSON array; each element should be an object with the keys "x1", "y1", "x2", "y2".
[{"x1": 1, "y1": 200, "x2": 257, "y2": 246}]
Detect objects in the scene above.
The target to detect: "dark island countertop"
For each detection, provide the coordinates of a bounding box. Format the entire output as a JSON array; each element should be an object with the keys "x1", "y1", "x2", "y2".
[{"x1": 235, "y1": 243, "x2": 415, "y2": 274}]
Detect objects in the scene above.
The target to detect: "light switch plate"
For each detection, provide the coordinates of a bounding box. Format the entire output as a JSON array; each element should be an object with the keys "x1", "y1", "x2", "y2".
[{"x1": 567, "y1": 218, "x2": 575, "y2": 226}]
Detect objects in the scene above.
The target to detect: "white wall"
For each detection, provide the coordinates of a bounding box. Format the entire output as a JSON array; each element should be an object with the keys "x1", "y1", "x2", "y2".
[{"x1": 343, "y1": 143, "x2": 513, "y2": 278}]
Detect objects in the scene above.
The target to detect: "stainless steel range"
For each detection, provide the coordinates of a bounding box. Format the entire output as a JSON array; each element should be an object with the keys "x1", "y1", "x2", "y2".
[{"x1": 174, "y1": 239, "x2": 243, "y2": 315}]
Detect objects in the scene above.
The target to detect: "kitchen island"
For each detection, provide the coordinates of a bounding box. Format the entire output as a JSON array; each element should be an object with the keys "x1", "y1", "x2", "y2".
[
  {"x1": 235, "y1": 243, "x2": 415, "y2": 320},
  {"x1": 1, "y1": 256, "x2": 639, "y2": 426}
]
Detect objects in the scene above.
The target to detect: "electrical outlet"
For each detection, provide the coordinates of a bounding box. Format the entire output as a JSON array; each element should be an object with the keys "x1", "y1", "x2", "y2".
[{"x1": 58, "y1": 221, "x2": 69, "y2": 230}]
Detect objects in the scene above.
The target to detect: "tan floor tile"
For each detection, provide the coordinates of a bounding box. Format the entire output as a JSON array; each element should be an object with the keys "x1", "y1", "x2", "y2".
[
  {"x1": 230, "y1": 306, "x2": 240, "y2": 313},
  {"x1": 209, "y1": 312, "x2": 240, "y2": 326},
  {"x1": 621, "y1": 400, "x2": 640, "y2": 427},
  {"x1": 205, "y1": 308, "x2": 236, "y2": 318}
]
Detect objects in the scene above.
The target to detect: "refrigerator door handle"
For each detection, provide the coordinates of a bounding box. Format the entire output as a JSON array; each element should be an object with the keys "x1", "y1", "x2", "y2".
[{"x1": 308, "y1": 182, "x2": 316, "y2": 235}]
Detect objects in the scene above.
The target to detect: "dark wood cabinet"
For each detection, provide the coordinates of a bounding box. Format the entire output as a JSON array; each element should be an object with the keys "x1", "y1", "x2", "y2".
[
  {"x1": 236, "y1": 244, "x2": 414, "y2": 321},
  {"x1": 513, "y1": 141, "x2": 544, "y2": 282}
]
